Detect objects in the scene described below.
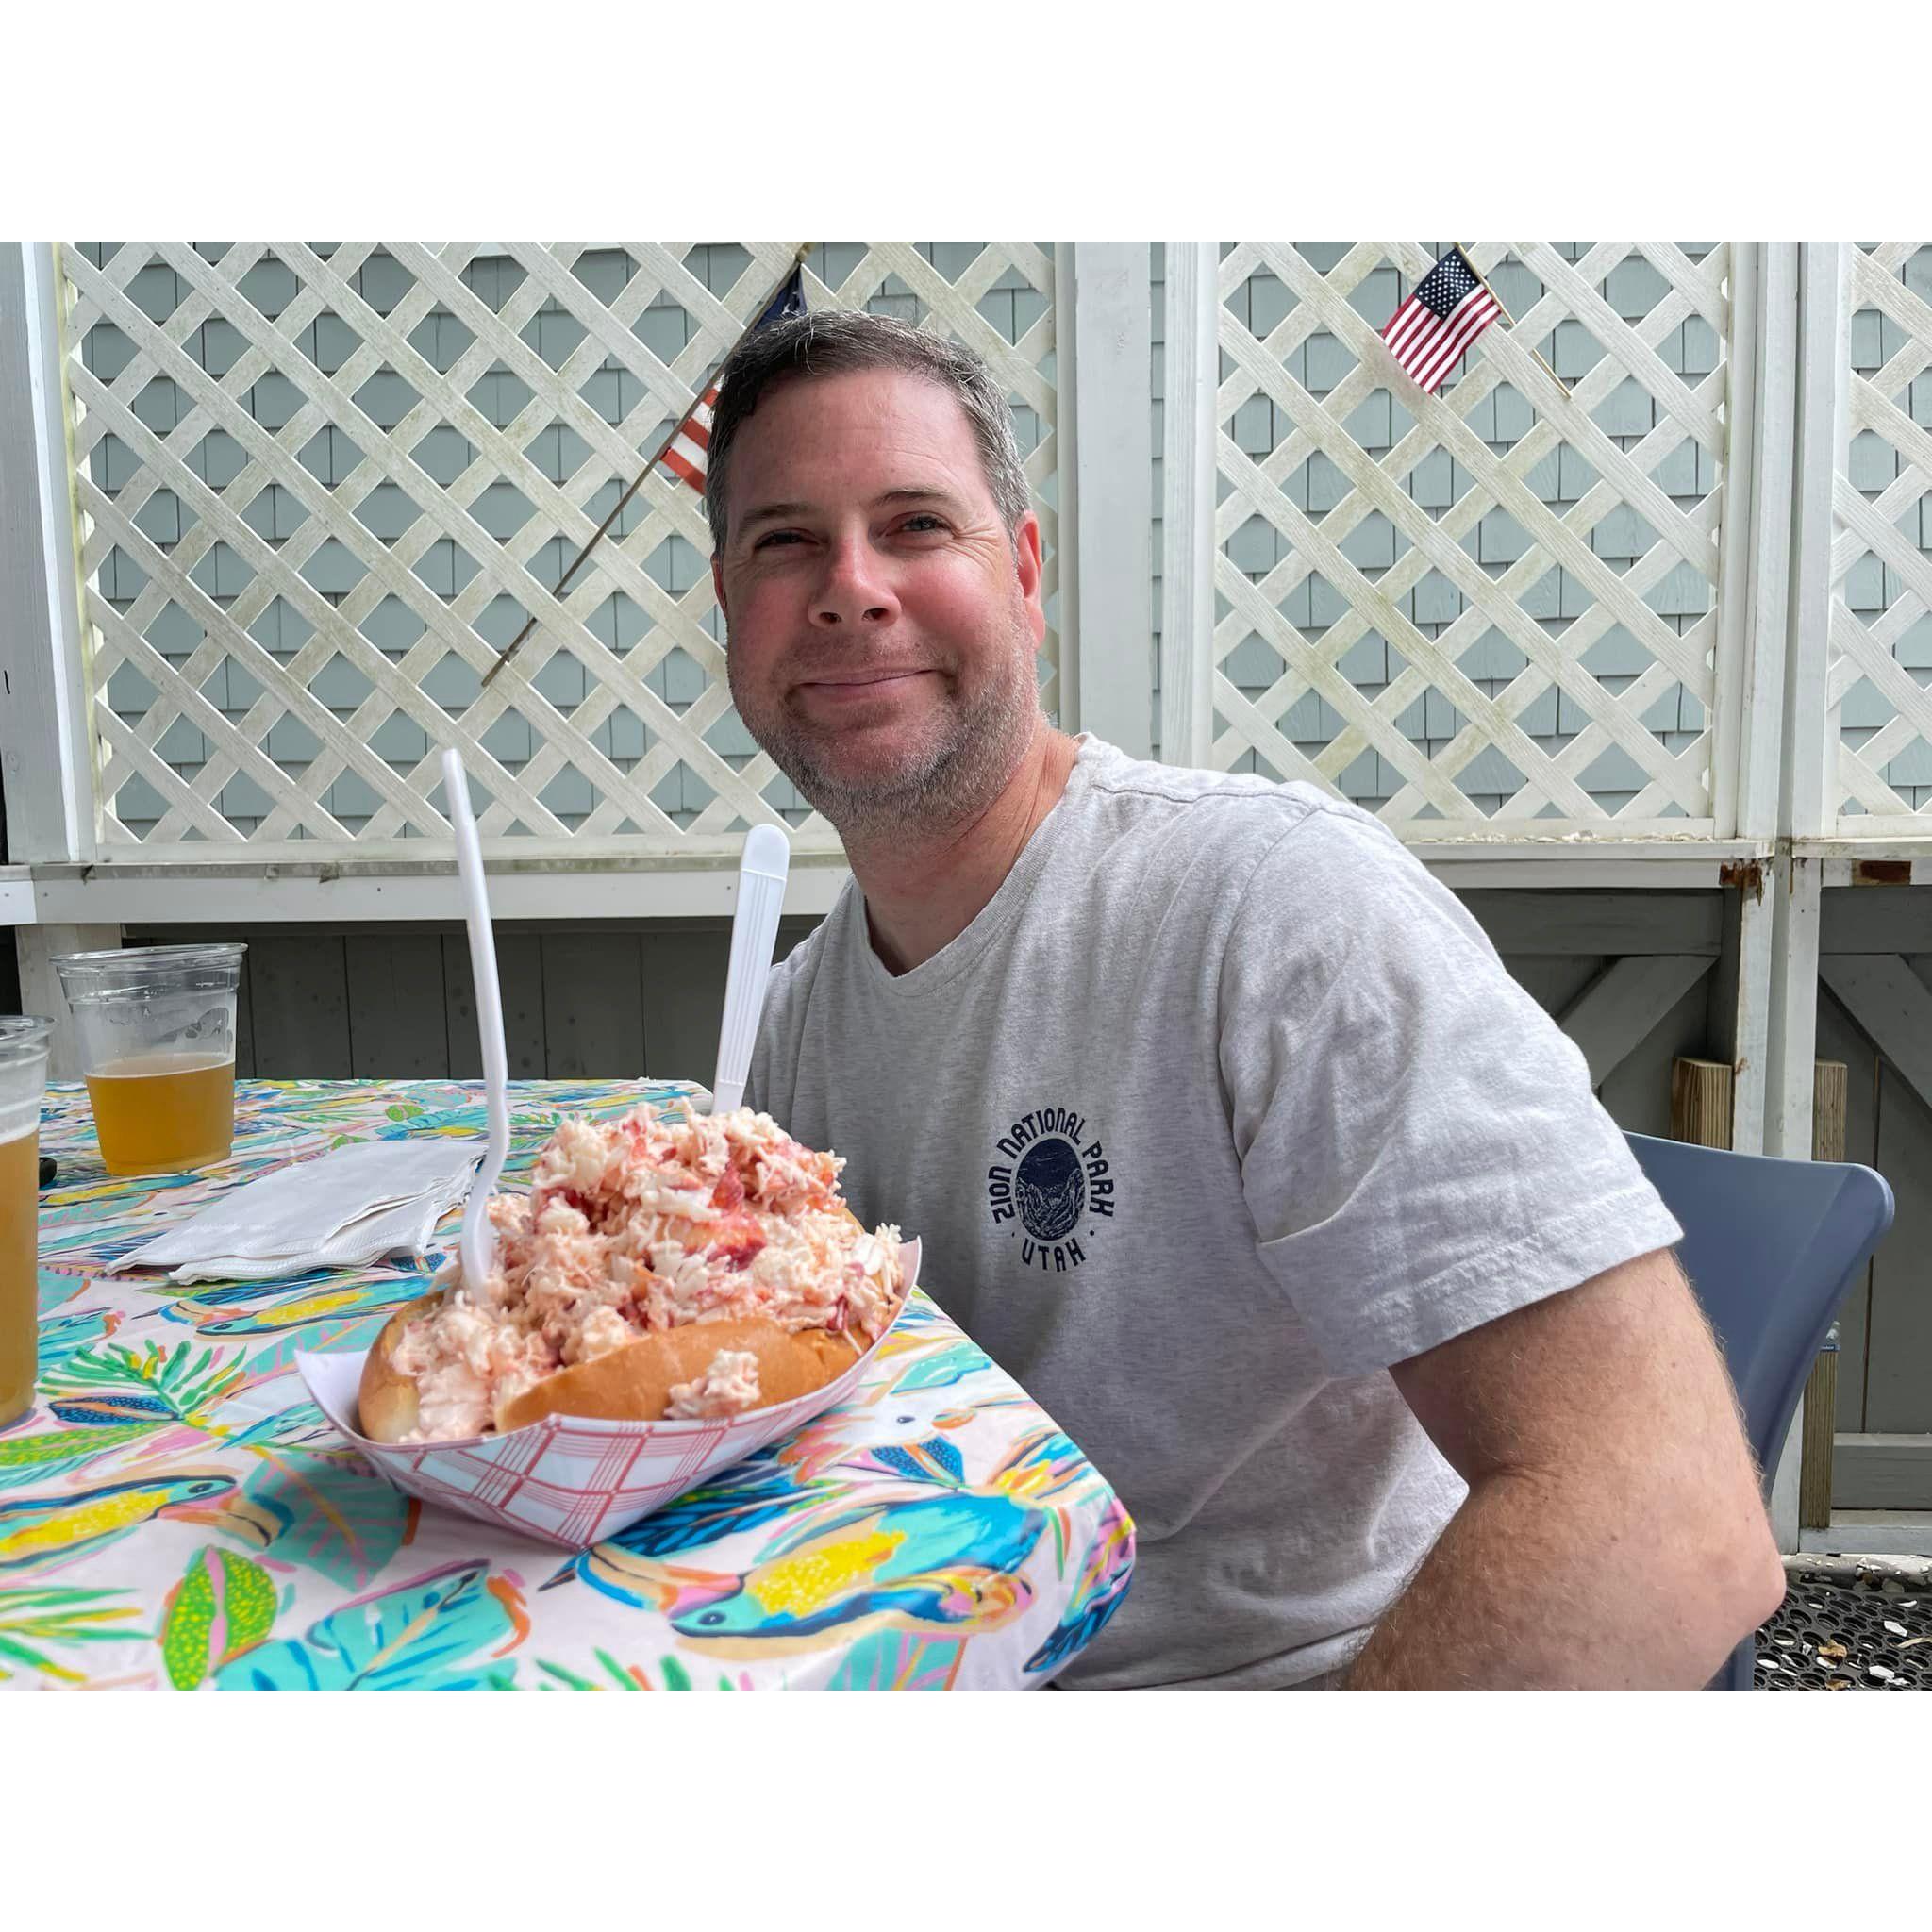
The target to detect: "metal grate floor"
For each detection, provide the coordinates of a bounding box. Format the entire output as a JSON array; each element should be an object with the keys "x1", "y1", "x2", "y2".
[{"x1": 1757, "y1": 1566, "x2": 1931, "y2": 1688}]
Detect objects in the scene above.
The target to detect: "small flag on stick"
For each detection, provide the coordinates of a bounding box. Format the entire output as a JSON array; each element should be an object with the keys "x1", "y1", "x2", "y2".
[
  {"x1": 1380, "y1": 246, "x2": 1503, "y2": 395},
  {"x1": 658, "y1": 267, "x2": 808, "y2": 494},
  {"x1": 479, "y1": 246, "x2": 811, "y2": 691}
]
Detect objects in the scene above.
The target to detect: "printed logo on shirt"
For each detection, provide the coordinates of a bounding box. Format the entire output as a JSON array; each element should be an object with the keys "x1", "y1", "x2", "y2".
[{"x1": 985, "y1": 1105, "x2": 1115, "y2": 1273}]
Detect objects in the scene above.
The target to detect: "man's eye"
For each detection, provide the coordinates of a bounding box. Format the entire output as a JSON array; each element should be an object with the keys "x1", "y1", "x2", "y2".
[
  {"x1": 898, "y1": 514, "x2": 947, "y2": 534},
  {"x1": 754, "y1": 530, "x2": 806, "y2": 550}
]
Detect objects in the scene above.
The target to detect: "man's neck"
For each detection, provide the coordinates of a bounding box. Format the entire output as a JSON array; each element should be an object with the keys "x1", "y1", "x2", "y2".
[{"x1": 841, "y1": 722, "x2": 1081, "y2": 975}]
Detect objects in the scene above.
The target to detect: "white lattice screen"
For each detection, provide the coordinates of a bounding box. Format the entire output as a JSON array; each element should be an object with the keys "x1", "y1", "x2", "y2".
[
  {"x1": 1832, "y1": 242, "x2": 1932, "y2": 832},
  {"x1": 60, "y1": 241, "x2": 1058, "y2": 856},
  {"x1": 1201, "y1": 242, "x2": 1729, "y2": 831}
]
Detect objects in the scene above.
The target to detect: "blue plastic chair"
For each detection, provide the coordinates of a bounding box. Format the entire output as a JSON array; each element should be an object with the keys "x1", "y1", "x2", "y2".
[{"x1": 1623, "y1": 1132, "x2": 1895, "y2": 1690}]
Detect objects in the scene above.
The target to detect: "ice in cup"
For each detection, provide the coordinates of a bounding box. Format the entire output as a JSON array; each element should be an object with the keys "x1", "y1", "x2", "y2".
[
  {"x1": 0, "y1": 1017, "x2": 51, "y2": 1432},
  {"x1": 52, "y1": 943, "x2": 246, "y2": 1177}
]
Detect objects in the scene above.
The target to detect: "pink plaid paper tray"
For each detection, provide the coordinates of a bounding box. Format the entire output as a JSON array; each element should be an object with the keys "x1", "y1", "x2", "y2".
[{"x1": 296, "y1": 1237, "x2": 921, "y2": 1551}]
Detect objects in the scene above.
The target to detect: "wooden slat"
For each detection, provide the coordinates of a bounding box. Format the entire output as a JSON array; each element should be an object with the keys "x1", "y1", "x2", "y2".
[
  {"x1": 540, "y1": 932, "x2": 643, "y2": 1077},
  {"x1": 1496, "y1": 954, "x2": 1604, "y2": 1020},
  {"x1": 1800, "y1": 1061, "x2": 1850, "y2": 1528},
  {"x1": 1464, "y1": 890, "x2": 1724, "y2": 958},
  {"x1": 1815, "y1": 991, "x2": 1883, "y2": 1431},
  {"x1": 245, "y1": 934, "x2": 351, "y2": 1076},
  {"x1": 1867, "y1": 1051, "x2": 1932, "y2": 1433},
  {"x1": 442, "y1": 930, "x2": 546, "y2": 1080},
  {"x1": 1600, "y1": 973, "x2": 1714, "y2": 1139},
  {"x1": 638, "y1": 925, "x2": 732, "y2": 1087},
  {"x1": 1556, "y1": 954, "x2": 1716, "y2": 1087},
  {"x1": 232, "y1": 948, "x2": 257, "y2": 1077},
  {"x1": 1820, "y1": 887, "x2": 1932, "y2": 956},
  {"x1": 1832, "y1": 1435, "x2": 1932, "y2": 1510},
  {"x1": 1813, "y1": 1059, "x2": 1849, "y2": 1161},
  {"x1": 1671, "y1": 1058, "x2": 1734, "y2": 1148},
  {"x1": 1818, "y1": 953, "x2": 1932, "y2": 1116},
  {"x1": 344, "y1": 934, "x2": 450, "y2": 1078}
]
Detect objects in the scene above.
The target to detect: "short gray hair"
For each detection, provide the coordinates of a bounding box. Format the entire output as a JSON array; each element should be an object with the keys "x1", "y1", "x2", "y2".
[{"x1": 705, "y1": 309, "x2": 1031, "y2": 553}]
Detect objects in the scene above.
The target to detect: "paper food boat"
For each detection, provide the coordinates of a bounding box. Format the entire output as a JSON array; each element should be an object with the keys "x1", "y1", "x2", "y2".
[{"x1": 297, "y1": 1237, "x2": 920, "y2": 1551}]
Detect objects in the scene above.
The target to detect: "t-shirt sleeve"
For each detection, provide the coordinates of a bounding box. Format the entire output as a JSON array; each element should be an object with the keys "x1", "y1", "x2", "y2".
[{"x1": 1220, "y1": 804, "x2": 1686, "y2": 1377}]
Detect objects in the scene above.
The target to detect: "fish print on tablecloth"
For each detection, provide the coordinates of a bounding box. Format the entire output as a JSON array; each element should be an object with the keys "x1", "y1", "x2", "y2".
[
  {"x1": 0, "y1": 1473, "x2": 237, "y2": 1574},
  {"x1": 567, "y1": 1424, "x2": 1123, "y2": 1671}
]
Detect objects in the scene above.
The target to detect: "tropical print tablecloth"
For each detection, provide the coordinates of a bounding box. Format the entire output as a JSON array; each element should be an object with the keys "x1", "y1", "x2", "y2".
[{"x1": 3, "y1": 1079, "x2": 1134, "y2": 1690}]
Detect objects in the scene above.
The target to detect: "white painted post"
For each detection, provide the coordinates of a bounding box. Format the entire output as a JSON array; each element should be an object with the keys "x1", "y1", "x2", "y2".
[
  {"x1": 1158, "y1": 242, "x2": 1219, "y2": 771},
  {"x1": 1711, "y1": 243, "x2": 1763, "y2": 846},
  {"x1": 1762, "y1": 242, "x2": 1853, "y2": 1550},
  {"x1": 1055, "y1": 243, "x2": 1154, "y2": 760},
  {"x1": 0, "y1": 242, "x2": 97, "y2": 867},
  {"x1": 1711, "y1": 243, "x2": 1798, "y2": 1158},
  {"x1": 1766, "y1": 244, "x2": 1849, "y2": 1161}
]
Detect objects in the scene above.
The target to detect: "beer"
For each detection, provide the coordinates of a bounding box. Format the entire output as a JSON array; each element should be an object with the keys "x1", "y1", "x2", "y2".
[
  {"x1": 84, "y1": 1052, "x2": 236, "y2": 1176},
  {"x1": 1, "y1": 1125, "x2": 38, "y2": 1430}
]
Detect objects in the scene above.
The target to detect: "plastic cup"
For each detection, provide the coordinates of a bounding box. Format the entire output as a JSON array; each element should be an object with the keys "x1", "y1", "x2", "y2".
[
  {"x1": 0, "y1": 1016, "x2": 51, "y2": 1432},
  {"x1": 52, "y1": 943, "x2": 246, "y2": 1177}
]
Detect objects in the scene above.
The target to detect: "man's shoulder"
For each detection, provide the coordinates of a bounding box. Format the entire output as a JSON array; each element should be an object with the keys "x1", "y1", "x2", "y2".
[{"x1": 1075, "y1": 741, "x2": 1396, "y2": 874}]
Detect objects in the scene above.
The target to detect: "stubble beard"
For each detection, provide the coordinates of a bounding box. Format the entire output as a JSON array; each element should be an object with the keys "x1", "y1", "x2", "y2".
[{"x1": 728, "y1": 612, "x2": 1042, "y2": 845}]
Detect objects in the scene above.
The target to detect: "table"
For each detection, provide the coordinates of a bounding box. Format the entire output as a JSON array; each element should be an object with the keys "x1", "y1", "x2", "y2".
[{"x1": 4, "y1": 1078, "x2": 1135, "y2": 1690}]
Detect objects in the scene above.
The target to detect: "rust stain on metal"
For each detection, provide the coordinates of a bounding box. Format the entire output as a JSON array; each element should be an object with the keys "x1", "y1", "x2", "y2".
[
  {"x1": 1852, "y1": 859, "x2": 1912, "y2": 887},
  {"x1": 1719, "y1": 858, "x2": 1765, "y2": 904}
]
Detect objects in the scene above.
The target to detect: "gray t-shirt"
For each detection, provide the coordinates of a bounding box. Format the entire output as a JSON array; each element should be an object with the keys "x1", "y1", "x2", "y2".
[{"x1": 747, "y1": 739, "x2": 1684, "y2": 1688}]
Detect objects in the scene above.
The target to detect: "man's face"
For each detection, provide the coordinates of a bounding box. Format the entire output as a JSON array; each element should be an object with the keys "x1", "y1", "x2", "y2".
[{"x1": 712, "y1": 369, "x2": 1046, "y2": 835}]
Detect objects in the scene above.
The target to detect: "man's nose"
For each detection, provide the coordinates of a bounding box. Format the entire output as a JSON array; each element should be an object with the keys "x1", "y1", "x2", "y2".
[{"x1": 810, "y1": 535, "x2": 898, "y2": 629}]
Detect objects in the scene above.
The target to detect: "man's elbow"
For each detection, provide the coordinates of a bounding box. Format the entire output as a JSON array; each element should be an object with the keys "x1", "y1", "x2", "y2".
[
  {"x1": 1688, "y1": 1486, "x2": 1786, "y2": 1668},
  {"x1": 1724, "y1": 1514, "x2": 1788, "y2": 1639}
]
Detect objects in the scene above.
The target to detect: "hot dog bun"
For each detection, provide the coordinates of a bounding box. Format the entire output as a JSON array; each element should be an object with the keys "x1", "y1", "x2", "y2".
[
  {"x1": 357, "y1": 1297, "x2": 871, "y2": 1442},
  {"x1": 495, "y1": 1318, "x2": 862, "y2": 1433},
  {"x1": 357, "y1": 1292, "x2": 442, "y2": 1444}
]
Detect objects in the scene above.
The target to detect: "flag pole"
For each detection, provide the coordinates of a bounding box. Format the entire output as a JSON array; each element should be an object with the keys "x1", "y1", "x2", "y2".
[
  {"x1": 479, "y1": 240, "x2": 816, "y2": 692},
  {"x1": 1454, "y1": 243, "x2": 1573, "y2": 399}
]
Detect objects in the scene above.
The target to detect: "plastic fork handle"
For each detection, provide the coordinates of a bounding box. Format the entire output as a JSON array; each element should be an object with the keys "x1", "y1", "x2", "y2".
[
  {"x1": 442, "y1": 747, "x2": 510, "y2": 1291},
  {"x1": 711, "y1": 824, "x2": 791, "y2": 1115}
]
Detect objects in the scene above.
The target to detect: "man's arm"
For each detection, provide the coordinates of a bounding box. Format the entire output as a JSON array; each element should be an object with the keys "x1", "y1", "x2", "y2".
[{"x1": 1345, "y1": 1244, "x2": 1786, "y2": 1689}]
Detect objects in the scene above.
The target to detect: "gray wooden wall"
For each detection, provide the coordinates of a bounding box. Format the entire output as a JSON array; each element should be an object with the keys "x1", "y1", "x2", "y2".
[
  {"x1": 129, "y1": 915, "x2": 824, "y2": 1089},
  {"x1": 1815, "y1": 889, "x2": 1932, "y2": 1447}
]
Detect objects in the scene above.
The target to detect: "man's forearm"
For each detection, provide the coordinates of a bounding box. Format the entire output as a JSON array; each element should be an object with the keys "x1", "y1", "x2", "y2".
[{"x1": 1344, "y1": 1465, "x2": 1775, "y2": 1690}]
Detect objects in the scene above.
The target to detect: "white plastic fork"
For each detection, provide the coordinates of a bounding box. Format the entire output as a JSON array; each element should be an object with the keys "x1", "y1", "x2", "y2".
[
  {"x1": 709, "y1": 823, "x2": 791, "y2": 1116},
  {"x1": 441, "y1": 746, "x2": 509, "y2": 1293}
]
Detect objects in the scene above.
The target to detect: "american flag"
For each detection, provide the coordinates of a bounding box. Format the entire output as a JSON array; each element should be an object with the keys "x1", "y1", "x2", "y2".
[
  {"x1": 1380, "y1": 247, "x2": 1503, "y2": 395},
  {"x1": 658, "y1": 267, "x2": 808, "y2": 493}
]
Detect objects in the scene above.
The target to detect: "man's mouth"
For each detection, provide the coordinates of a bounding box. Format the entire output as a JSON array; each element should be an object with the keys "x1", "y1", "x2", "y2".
[{"x1": 792, "y1": 668, "x2": 933, "y2": 701}]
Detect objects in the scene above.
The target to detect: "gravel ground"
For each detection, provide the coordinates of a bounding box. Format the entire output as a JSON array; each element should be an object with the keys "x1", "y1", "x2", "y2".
[{"x1": 1757, "y1": 1562, "x2": 1932, "y2": 1689}]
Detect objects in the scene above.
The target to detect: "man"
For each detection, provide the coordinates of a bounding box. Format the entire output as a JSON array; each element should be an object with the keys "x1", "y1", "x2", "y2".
[{"x1": 710, "y1": 308, "x2": 1784, "y2": 1689}]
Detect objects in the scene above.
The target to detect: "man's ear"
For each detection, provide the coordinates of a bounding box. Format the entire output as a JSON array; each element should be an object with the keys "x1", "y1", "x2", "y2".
[
  {"x1": 1013, "y1": 509, "x2": 1046, "y2": 643},
  {"x1": 711, "y1": 554, "x2": 729, "y2": 623}
]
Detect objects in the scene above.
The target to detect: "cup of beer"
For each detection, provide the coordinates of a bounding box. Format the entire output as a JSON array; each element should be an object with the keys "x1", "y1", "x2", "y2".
[
  {"x1": 1, "y1": 1016, "x2": 52, "y2": 1432},
  {"x1": 51, "y1": 943, "x2": 247, "y2": 1178}
]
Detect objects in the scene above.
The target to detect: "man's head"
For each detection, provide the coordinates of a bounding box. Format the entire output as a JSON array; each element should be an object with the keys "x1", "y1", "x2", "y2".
[{"x1": 707, "y1": 311, "x2": 1047, "y2": 841}]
